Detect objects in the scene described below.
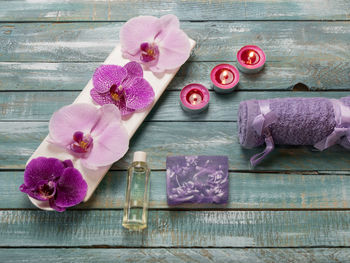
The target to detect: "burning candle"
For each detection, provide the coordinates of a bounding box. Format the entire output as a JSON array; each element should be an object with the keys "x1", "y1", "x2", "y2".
[
  {"x1": 237, "y1": 45, "x2": 266, "y2": 74},
  {"x1": 180, "y1": 83, "x2": 210, "y2": 113},
  {"x1": 210, "y1": 64, "x2": 239, "y2": 93}
]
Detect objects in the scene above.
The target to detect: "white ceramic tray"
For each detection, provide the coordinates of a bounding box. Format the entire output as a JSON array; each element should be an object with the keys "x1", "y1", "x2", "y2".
[{"x1": 28, "y1": 39, "x2": 196, "y2": 210}]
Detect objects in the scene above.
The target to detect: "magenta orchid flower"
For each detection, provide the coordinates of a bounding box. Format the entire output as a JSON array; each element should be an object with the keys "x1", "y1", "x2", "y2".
[
  {"x1": 48, "y1": 103, "x2": 129, "y2": 170},
  {"x1": 120, "y1": 14, "x2": 191, "y2": 73},
  {"x1": 19, "y1": 157, "x2": 87, "y2": 212},
  {"x1": 90, "y1": 61, "x2": 155, "y2": 117}
]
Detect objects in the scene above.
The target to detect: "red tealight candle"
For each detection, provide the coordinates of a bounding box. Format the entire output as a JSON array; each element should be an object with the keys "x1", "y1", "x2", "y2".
[
  {"x1": 237, "y1": 45, "x2": 265, "y2": 74},
  {"x1": 210, "y1": 64, "x2": 239, "y2": 93},
  {"x1": 187, "y1": 89, "x2": 203, "y2": 105},
  {"x1": 241, "y1": 49, "x2": 260, "y2": 65},
  {"x1": 180, "y1": 83, "x2": 210, "y2": 113}
]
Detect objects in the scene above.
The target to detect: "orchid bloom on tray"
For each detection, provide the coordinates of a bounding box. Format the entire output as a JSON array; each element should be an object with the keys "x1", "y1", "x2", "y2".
[
  {"x1": 48, "y1": 103, "x2": 129, "y2": 170},
  {"x1": 120, "y1": 14, "x2": 191, "y2": 73},
  {"x1": 90, "y1": 61, "x2": 155, "y2": 117},
  {"x1": 20, "y1": 157, "x2": 87, "y2": 212}
]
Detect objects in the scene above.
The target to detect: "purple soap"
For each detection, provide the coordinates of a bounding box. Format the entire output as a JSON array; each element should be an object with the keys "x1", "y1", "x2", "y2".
[{"x1": 166, "y1": 156, "x2": 229, "y2": 205}]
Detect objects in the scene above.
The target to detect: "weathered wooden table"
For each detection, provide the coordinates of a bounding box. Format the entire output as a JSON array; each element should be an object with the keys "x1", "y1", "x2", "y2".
[{"x1": 1, "y1": 1, "x2": 350, "y2": 262}]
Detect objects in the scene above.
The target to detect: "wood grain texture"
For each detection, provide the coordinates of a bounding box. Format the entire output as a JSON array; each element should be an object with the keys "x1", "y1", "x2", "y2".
[
  {"x1": 1, "y1": 121, "x2": 350, "y2": 171},
  {"x1": 1, "y1": 210, "x2": 350, "y2": 247},
  {"x1": 2, "y1": 0, "x2": 350, "y2": 256},
  {"x1": 5, "y1": 171, "x2": 350, "y2": 209},
  {"x1": 0, "y1": 0, "x2": 349, "y2": 21},
  {"x1": 1, "y1": 248, "x2": 350, "y2": 263},
  {"x1": 1, "y1": 22, "x2": 350, "y2": 63},
  {"x1": 1, "y1": 61, "x2": 350, "y2": 91},
  {"x1": 1, "y1": 91, "x2": 349, "y2": 121}
]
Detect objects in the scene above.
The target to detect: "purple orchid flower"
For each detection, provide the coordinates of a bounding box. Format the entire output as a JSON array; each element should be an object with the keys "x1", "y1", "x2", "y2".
[
  {"x1": 19, "y1": 157, "x2": 87, "y2": 212},
  {"x1": 120, "y1": 15, "x2": 191, "y2": 73},
  {"x1": 48, "y1": 103, "x2": 129, "y2": 169},
  {"x1": 90, "y1": 61, "x2": 155, "y2": 117}
]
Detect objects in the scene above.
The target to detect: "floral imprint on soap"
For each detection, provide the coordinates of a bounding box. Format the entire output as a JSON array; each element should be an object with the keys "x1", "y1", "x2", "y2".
[{"x1": 166, "y1": 156, "x2": 229, "y2": 205}]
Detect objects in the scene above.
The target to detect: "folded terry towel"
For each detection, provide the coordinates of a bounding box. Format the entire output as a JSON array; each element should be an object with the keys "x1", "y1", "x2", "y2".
[{"x1": 238, "y1": 96, "x2": 350, "y2": 166}]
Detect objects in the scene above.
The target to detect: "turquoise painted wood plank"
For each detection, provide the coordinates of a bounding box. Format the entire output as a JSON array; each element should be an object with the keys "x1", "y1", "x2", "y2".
[
  {"x1": 1, "y1": 22, "x2": 350, "y2": 63},
  {"x1": 1, "y1": 91, "x2": 350, "y2": 121},
  {"x1": 0, "y1": 0, "x2": 349, "y2": 21},
  {"x1": 1, "y1": 210, "x2": 350, "y2": 247},
  {"x1": 1, "y1": 248, "x2": 350, "y2": 263},
  {"x1": 1, "y1": 121, "x2": 350, "y2": 171},
  {"x1": 5, "y1": 171, "x2": 350, "y2": 209},
  {"x1": 1, "y1": 61, "x2": 350, "y2": 91}
]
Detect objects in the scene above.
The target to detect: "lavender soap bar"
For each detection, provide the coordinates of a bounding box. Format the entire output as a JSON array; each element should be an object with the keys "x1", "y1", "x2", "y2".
[{"x1": 166, "y1": 156, "x2": 229, "y2": 205}]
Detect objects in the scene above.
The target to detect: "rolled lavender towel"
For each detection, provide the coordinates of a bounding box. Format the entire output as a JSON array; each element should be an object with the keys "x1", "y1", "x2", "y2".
[{"x1": 238, "y1": 96, "x2": 350, "y2": 166}]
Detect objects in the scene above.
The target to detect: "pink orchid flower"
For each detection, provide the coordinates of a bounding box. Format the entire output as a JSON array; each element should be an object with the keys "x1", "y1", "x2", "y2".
[
  {"x1": 120, "y1": 14, "x2": 191, "y2": 73},
  {"x1": 49, "y1": 103, "x2": 129, "y2": 170},
  {"x1": 90, "y1": 62, "x2": 154, "y2": 117},
  {"x1": 20, "y1": 157, "x2": 87, "y2": 212}
]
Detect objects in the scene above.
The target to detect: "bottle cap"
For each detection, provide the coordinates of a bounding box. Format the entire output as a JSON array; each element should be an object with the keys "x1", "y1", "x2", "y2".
[{"x1": 133, "y1": 151, "x2": 147, "y2": 162}]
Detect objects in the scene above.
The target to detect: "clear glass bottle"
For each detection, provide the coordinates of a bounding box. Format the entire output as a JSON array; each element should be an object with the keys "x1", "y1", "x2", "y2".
[{"x1": 122, "y1": 151, "x2": 151, "y2": 231}]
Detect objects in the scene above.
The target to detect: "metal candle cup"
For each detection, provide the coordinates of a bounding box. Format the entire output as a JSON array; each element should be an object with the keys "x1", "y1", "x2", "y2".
[
  {"x1": 180, "y1": 83, "x2": 210, "y2": 113},
  {"x1": 210, "y1": 64, "x2": 239, "y2": 93},
  {"x1": 237, "y1": 45, "x2": 266, "y2": 74}
]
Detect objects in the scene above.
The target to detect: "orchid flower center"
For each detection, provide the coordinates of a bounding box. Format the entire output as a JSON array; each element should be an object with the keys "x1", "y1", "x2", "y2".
[
  {"x1": 38, "y1": 181, "x2": 56, "y2": 199},
  {"x1": 110, "y1": 84, "x2": 123, "y2": 101},
  {"x1": 140, "y1": 42, "x2": 159, "y2": 63},
  {"x1": 70, "y1": 131, "x2": 93, "y2": 154}
]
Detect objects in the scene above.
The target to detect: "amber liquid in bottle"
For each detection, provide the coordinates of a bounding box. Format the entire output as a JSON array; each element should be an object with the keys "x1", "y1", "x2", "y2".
[{"x1": 122, "y1": 151, "x2": 150, "y2": 231}]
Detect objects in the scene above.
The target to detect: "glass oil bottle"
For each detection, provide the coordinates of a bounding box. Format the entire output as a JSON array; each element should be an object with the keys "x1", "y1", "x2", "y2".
[{"x1": 122, "y1": 151, "x2": 151, "y2": 231}]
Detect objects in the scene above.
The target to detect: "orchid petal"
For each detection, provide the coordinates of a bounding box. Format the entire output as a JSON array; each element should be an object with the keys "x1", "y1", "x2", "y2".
[
  {"x1": 124, "y1": 78, "x2": 155, "y2": 110},
  {"x1": 159, "y1": 14, "x2": 180, "y2": 29},
  {"x1": 155, "y1": 14, "x2": 180, "y2": 42},
  {"x1": 49, "y1": 104, "x2": 101, "y2": 146},
  {"x1": 122, "y1": 61, "x2": 144, "y2": 88},
  {"x1": 93, "y1": 65, "x2": 127, "y2": 93},
  {"x1": 155, "y1": 28, "x2": 191, "y2": 71},
  {"x1": 117, "y1": 102, "x2": 136, "y2": 117},
  {"x1": 120, "y1": 16, "x2": 161, "y2": 56},
  {"x1": 82, "y1": 123, "x2": 129, "y2": 168},
  {"x1": 91, "y1": 104, "x2": 122, "y2": 136},
  {"x1": 53, "y1": 167, "x2": 88, "y2": 209},
  {"x1": 62, "y1": 159, "x2": 74, "y2": 168},
  {"x1": 49, "y1": 198, "x2": 66, "y2": 212},
  {"x1": 23, "y1": 157, "x2": 64, "y2": 189},
  {"x1": 124, "y1": 61, "x2": 143, "y2": 79},
  {"x1": 112, "y1": 95, "x2": 135, "y2": 117},
  {"x1": 19, "y1": 183, "x2": 50, "y2": 201},
  {"x1": 90, "y1": 89, "x2": 115, "y2": 106}
]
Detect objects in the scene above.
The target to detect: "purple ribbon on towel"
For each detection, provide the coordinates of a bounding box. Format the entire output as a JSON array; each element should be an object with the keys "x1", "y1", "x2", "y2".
[
  {"x1": 250, "y1": 101, "x2": 277, "y2": 167},
  {"x1": 314, "y1": 99, "x2": 350, "y2": 151}
]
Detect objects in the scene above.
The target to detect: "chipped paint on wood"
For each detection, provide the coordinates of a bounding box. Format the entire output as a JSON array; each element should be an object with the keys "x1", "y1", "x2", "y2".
[
  {"x1": 1, "y1": 210, "x2": 350, "y2": 247},
  {"x1": 0, "y1": 91, "x2": 349, "y2": 121},
  {"x1": 1, "y1": 22, "x2": 350, "y2": 63},
  {"x1": 1, "y1": 61, "x2": 350, "y2": 91},
  {"x1": 3, "y1": 171, "x2": 350, "y2": 209},
  {"x1": 1, "y1": 121, "x2": 350, "y2": 171},
  {"x1": 0, "y1": 0, "x2": 350, "y2": 21}
]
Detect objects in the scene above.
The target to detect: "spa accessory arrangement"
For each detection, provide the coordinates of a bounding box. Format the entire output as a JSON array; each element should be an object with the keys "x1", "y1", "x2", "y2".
[{"x1": 18, "y1": 14, "x2": 350, "y2": 230}]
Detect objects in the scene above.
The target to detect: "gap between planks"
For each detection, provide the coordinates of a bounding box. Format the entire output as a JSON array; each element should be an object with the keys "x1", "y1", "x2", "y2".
[
  {"x1": 2, "y1": 20, "x2": 350, "y2": 23},
  {"x1": 1, "y1": 245, "x2": 350, "y2": 249},
  {"x1": 1, "y1": 208, "x2": 350, "y2": 212},
  {"x1": 1, "y1": 168, "x2": 349, "y2": 175}
]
